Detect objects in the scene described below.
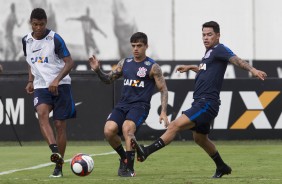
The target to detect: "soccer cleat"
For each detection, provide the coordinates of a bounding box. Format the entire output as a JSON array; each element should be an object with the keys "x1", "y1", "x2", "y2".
[
  {"x1": 130, "y1": 138, "x2": 147, "y2": 162},
  {"x1": 119, "y1": 168, "x2": 136, "y2": 177},
  {"x1": 50, "y1": 153, "x2": 64, "y2": 166},
  {"x1": 49, "y1": 166, "x2": 63, "y2": 178},
  {"x1": 212, "y1": 164, "x2": 232, "y2": 178},
  {"x1": 118, "y1": 158, "x2": 127, "y2": 176}
]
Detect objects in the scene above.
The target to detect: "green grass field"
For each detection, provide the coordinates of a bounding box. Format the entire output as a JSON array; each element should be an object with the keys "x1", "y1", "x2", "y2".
[{"x1": 0, "y1": 140, "x2": 281, "y2": 184}]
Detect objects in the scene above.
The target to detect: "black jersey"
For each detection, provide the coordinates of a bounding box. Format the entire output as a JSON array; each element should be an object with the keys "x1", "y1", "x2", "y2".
[
  {"x1": 117, "y1": 57, "x2": 156, "y2": 108},
  {"x1": 193, "y1": 44, "x2": 235, "y2": 100}
]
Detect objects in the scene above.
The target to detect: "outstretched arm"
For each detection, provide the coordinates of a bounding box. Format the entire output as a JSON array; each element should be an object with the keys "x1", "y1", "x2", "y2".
[
  {"x1": 229, "y1": 56, "x2": 267, "y2": 80},
  {"x1": 89, "y1": 55, "x2": 123, "y2": 84},
  {"x1": 151, "y1": 64, "x2": 169, "y2": 128},
  {"x1": 66, "y1": 17, "x2": 80, "y2": 22},
  {"x1": 176, "y1": 65, "x2": 199, "y2": 73}
]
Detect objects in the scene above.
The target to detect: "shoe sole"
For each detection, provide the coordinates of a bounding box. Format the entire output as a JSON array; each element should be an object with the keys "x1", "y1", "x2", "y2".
[
  {"x1": 49, "y1": 174, "x2": 63, "y2": 178},
  {"x1": 50, "y1": 153, "x2": 64, "y2": 165},
  {"x1": 130, "y1": 138, "x2": 146, "y2": 162}
]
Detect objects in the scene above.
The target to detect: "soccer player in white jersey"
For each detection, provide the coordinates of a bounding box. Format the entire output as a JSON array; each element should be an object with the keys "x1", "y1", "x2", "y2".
[{"x1": 22, "y1": 8, "x2": 76, "y2": 178}]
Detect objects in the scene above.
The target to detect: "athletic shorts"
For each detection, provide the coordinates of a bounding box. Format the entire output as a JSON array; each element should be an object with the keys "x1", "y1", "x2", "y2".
[
  {"x1": 107, "y1": 104, "x2": 149, "y2": 136},
  {"x1": 183, "y1": 98, "x2": 220, "y2": 134},
  {"x1": 33, "y1": 84, "x2": 76, "y2": 120}
]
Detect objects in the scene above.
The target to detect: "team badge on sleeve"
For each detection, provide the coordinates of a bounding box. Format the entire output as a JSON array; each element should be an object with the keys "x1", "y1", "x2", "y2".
[{"x1": 144, "y1": 61, "x2": 151, "y2": 66}]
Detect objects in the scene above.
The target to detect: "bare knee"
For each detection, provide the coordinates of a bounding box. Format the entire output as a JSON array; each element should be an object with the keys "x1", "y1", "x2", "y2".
[
  {"x1": 167, "y1": 121, "x2": 180, "y2": 133},
  {"x1": 104, "y1": 122, "x2": 118, "y2": 139}
]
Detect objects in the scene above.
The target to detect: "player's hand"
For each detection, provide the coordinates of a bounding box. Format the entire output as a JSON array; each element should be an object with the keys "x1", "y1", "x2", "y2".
[
  {"x1": 89, "y1": 55, "x2": 100, "y2": 72},
  {"x1": 49, "y1": 79, "x2": 59, "y2": 96},
  {"x1": 250, "y1": 68, "x2": 267, "y2": 81},
  {"x1": 159, "y1": 111, "x2": 169, "y2": 128},
  {"x1": 25, "y1": 82, "x2": 34, "y2": 94},
  {"x1": 176, "y1": 65, "x2": 188, "y2": 73}
]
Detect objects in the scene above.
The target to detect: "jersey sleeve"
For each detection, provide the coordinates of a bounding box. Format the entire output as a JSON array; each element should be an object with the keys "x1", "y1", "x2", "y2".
[
  {"x1": 22, "y1": 35, "x2": 27, "y2": 57},
  {"x1": 216, "y1": 44, "x2": 236, "y2": 61},
  {"x1": 54, "y1": 33, "x2": 71, "y2": 59}
]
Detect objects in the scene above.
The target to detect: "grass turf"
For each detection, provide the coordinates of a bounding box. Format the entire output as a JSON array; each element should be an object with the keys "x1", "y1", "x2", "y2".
[{"x1": 0, "y1": 140, "x2": 281, "y2": 184}]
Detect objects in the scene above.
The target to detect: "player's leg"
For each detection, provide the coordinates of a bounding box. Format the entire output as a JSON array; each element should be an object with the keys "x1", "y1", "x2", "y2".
[
  {"x1": 49, "y1": 84, "x2": 76, "y2": 177},
  {"x1": 54, "y1": 120, "x2": 67, "y2": 158},
  {"x1": 189, "y1": 98, "x2": 231, "y2": 178},
  {"x1": 131, "y1": 114, "x2": 194, "y2": 162},
  {"x1": 120, "y1": 120, "x2": 136, "y2": 177},
  {"x1": 104, "y1": 109, "x2": 127, "y2": 176},
  {"x1": 36, "y1": 103, "x2": 56, "y2": 145},
  {"x1": 192, "y1": 131, "x2": 232, "y2": 178},
  {"x1": 120, "y1": 105, "x2": 149, "y2": 177}
]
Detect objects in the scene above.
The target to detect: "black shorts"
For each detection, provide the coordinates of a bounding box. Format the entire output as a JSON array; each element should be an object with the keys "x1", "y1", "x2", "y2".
[
  {"x1": 34, "y1": 84, "x2": 76, "y2": 120},
  {"x1": 183, "y1": 98, "x2": 220, "y2": 134},
  {"x1": 107, "y1": 104, "x2": 149, "y2": 136}
]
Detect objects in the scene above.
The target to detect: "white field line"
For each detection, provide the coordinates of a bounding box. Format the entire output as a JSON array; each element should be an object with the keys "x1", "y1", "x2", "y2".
[{"x1": 0, "y1": 151, "x2": 116, "y2": 176}]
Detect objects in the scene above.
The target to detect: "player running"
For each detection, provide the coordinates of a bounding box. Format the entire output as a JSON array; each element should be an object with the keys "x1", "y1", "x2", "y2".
[{"x1": 131, "y1": 21, "x2": 267, "y2": 178}]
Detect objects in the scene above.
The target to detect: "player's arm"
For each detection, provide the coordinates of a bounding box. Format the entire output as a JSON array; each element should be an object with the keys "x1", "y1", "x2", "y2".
[
  {"x1": 25, "y1": 65, "x2": 34, "y2": 94},
  {"x1": 229, "y1": 56, "x2": 267, "y2": 80},
  {"x1": 176, "y1": 65, "x2": 199, "y2": 73},
  {"x1": 89, "y1": 56, "x2": 123, "y2": 84},
  {"x1": 66, "y1": 17, "x2": 81, "y2": 21},
  {"x1": 151, "y1": 63, "x2": 169, "y2": 128},
  {"x1": 49, "y1": 56, "x2": 74, "y2": 95}
]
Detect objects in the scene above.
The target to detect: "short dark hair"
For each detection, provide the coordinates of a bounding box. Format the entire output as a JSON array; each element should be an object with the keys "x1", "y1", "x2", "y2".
[
  {"x1": 130, "y1": 32, "x2": 148, "y2": 45},
  {"x1": 30, "y1": 8, "x2": 47, "y2": 21},
  {"x1": 202, "y1": 21, "x2": 220, "y2": 33}
]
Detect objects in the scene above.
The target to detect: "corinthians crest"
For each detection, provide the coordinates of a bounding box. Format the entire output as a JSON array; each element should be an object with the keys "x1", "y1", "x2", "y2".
[{"x1": 137, "y1": 67, "x2": 147, "y2": 77}]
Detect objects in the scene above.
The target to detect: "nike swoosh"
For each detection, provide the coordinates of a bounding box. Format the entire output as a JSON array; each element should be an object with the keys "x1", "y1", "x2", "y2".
[
  {"x1": 75, "y1": 102, "x2": 82, "y2": 106},
  {"x1": 32, "y1": 48, "x2": 42, "y2": 53}
]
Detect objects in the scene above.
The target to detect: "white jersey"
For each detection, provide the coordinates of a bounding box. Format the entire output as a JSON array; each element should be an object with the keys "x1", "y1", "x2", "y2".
[{"x1": 23, "y1": 30, "x2": 71, "y2": 89}]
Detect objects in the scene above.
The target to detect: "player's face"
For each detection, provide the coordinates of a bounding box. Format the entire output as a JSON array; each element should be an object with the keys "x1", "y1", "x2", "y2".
[
  {"x1": 131, "y1": 41, "x2": 148, "y2": 61},
  {"x1": 30, "y1": 19, "x2": 47, "y2": 39},
  {"x1": 202, "y1": 27, "x2": 220, "y2": 49}
]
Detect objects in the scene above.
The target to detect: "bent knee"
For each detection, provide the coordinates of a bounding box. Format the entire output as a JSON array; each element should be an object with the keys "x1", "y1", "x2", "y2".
[{"x1": 104, "y1": 122, "x2": 118, "y2": 138}]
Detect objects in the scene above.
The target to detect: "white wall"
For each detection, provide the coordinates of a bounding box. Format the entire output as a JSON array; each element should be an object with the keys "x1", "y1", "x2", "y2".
[{"x1": 0, "y1": 0, "x2": 281, "y2": 61}]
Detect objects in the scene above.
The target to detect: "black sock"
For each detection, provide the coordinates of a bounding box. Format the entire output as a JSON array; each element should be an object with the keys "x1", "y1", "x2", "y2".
[
  {"x1": 126, "y1": 151, "x2": 135, "y2": 171},
  {"x1": 55, "y1": 163, "x2": 62, "y2": 170},
  {"x1": 49, "y1": 144, "x2": 59, "y2": 153},
  {"x1": 114, "y1": 144, "x2": 126, "y2": 160},
  {"x1": 210, "y1": 151, "x2": 225, "y2": 168},
  {"x1": 146, "y1": 138, "x2": 165, "y2": 155}
]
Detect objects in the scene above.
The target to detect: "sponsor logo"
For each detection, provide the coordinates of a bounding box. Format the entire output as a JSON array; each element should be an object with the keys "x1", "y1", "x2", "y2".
[
  {"x1": 31, "y1": 57, "x2": 48, "y2": 64},
  {"x1": 32, "y1": 48, "x2": 42, "y2": 53},
  {"x1": 126, "y1": 59, "x2": 133, "y2": 63},
  {"x1": 124, "y1": 79, "x2": 144, "y2": 88},
  {"x1": 230, "y1": 91, "x2": 280, "y2": 129},
  {"x1": 146, "y1": 91, "x2": 282, "y2": 130}
]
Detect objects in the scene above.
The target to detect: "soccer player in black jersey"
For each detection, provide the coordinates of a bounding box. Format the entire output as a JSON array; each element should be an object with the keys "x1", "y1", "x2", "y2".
[
  {"x1": 131, "y1": 21, "x2": 267, "y2": 178},
  {"x1": 89, "y1": 32, "x2": 169, "y2": 177}
]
